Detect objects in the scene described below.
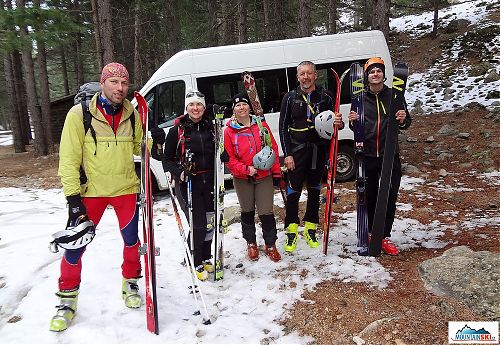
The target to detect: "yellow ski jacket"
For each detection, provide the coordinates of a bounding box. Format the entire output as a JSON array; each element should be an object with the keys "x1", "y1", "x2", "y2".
[{"x1": 58, "y1": 93, "x2": 143, "y2": 197}]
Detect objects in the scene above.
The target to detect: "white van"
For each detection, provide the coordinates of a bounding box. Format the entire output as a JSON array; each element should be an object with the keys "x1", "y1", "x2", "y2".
[{"x1": 138, "y1": 30, "x2": 392, "y2": 191}]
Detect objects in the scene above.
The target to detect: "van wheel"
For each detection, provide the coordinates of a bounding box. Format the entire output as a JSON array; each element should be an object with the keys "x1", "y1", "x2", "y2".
[{"x1": 335, "y1": 144, "x2": 355, "y2": 182}]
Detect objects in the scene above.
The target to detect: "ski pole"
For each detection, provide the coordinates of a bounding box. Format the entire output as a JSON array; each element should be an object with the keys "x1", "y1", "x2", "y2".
[{"x1": 166, "y1": 174, "x2": 211, "y2": 325}]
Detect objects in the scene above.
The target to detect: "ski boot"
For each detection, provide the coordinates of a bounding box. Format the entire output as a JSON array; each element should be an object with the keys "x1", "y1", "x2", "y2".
[
  {"x1": 304, "y1": 221, "x2": 319, "y2": 248},
  {"x1": 49, "y1": 288, "x2": 79, "y2": 332},
  {"x1": 284, "y1": 223, "x2": 299, "y2": 252},
  {"x1": 122, "y1": 278, "x2": 142, "y2": 308},
  {"x1": 247, "y1": 242, "x2": 259, "y2": 261},
  {"x1": 194, "y1": 265, "x2": 208, "y2": 281},
  {"x1": 202, "y1": 259, "x2": 215, "y2": 273},
  {"x1": 265, "y1": 245, "x2": 282, "y2": 262},
  {"x1": 381, "y1": 238, "x2": 399, "y2": 255}
]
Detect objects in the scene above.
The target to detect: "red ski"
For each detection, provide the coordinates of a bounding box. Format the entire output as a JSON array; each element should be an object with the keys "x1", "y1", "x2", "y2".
[
  {"x1": 322, "y1": 68, "x2": 349, "y2": 255},
  {"x1": 134, "y1": 91, "x2": 159, "y2": 334}
]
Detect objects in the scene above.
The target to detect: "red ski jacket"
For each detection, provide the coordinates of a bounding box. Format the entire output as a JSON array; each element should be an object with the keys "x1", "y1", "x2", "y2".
[{"x1": 224, "y1": 116, "x2": 281, "y2": 180}]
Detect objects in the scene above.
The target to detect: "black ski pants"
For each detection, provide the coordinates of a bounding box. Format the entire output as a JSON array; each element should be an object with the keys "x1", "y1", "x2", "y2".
[
  {"x1": 365, "y1": 155, "x2": 402, "y2": 238},
  {"x1": 285, "y1": 143, "x2": 327, "y2": 227},
  {"x1": 178, "y1": 172, "x2": 214, "y2": 267}
]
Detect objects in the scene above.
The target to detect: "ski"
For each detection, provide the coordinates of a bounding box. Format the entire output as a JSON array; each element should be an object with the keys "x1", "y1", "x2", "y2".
[
  {"x1": 213, "y1": 105, "x2": 226, "y2": 281},
  {"x1": 241, "y1": 71, "x2": 286, "y2": 204},
  {"x1": 134, "y1": 91, "x2": 159, "y2": 334},
  {"x1": 322, "y1": 68, "x2": 349, "y2": 255},
  {"x1": 350, "y1": 63, "x2": 369, "y2": 256},
  {"x1": 369, "y1": 63, "x2": 409, "y2": 256}
]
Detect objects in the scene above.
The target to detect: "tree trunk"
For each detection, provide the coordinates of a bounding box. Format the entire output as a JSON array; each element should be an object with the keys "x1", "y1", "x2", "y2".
[
  {"x1": 431, "y1": 0, "x2": 439, "y2": 38},
  {"x1": 207, "y1": 0, "x2": 219, "y2": 46},
  {"x1": 221, "y1": 0, "x2": 236, "y2": 45},
  {"x1": 16, "y1": 0, "x2": 47, "y2": 156},
  {"x1": 165, "y1": 0, "x2": 182, "y2": 58},
  {"x1": 60, "y1": 46, "x2": 70, "y2": 95},
  {"x1": 90, "y1": 0, "x2": 103, "y2": 71},
  {"x1": 274, "y1": 0, "x2": 286, "y2": 39},
  {"x1": 372, "y1": 0, "x2": 390, "y2": 40},
  {"x1": 134, "y1": 1, "x2": 142, "y2": 86},
  {"x1": 33, "y1": 0, "x2": 54, "y2": 153},
  {"x1": 263, "y1": 0, "x2": 272, "y2": 40},
  {"x1": 298, "y1": 0, "x2": 311, "y2": 37},
  {"x1": 97, "y1": 0, "x2": 115, "y2": 64},
  {"x1": 12, "y1": 50, "x2": 30, "y2": 144},
  {"x1": 328, "y1": 0, "x2": 337, "y2": 34},
  {"x1": 3, "y1": 45, "x2": 25, "y2": 153},
  {"x1": 237, "y1": 0, "x2": 247, "y2": 44}
]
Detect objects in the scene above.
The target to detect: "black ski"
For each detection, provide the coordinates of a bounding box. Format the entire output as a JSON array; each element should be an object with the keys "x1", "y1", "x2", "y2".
[
  {"x1": 350, "y1": 63, "x2": 369, "y2": 256},
  {"x1": 369, "y1": 63, "x2": 409, "y2": 256}
]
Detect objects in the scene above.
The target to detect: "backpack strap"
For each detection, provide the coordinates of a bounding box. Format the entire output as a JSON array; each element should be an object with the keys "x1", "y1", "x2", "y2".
[
  {"x1": 177, "y1": 125, "x2": 185, "y2": 164},
  {"x1": 81, "y1": 100, "x2": 97, "y2": 154},
  {"x1": 129, "y1": 111, "x2": 135, "y2": 138}
]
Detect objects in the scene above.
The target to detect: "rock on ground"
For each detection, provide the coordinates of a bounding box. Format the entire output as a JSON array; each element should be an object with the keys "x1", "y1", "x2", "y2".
[{"x1": 419, "y1": 246, "x2": 500, "y2": 320}]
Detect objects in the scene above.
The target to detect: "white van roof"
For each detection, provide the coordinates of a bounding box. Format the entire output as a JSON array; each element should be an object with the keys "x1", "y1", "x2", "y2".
[{"x1": 141, "y1": 30, "x2": 391, "y2": 92}]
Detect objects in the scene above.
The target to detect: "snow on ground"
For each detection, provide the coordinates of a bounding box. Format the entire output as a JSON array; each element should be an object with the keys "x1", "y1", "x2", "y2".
[
  {"x1": 390, "y1": 0, "x2": 495, "y2": 35},
  {"x1": 0, "y1": 131, "x2": 13, "y2": 146},
  {"x1": 0, "y1": 179, "x2": 446, "y2": 344},
  {"x1": 391, "y1": 0, "x2": 500, "y2": 113}
]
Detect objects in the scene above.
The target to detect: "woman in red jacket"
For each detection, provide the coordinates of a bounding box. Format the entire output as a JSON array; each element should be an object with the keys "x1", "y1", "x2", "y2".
[{"x1": 224, "y1": 93, "x2": 282, "y2": 262}]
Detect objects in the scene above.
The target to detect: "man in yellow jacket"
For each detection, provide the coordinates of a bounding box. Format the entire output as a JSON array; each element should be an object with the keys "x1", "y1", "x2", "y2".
[{"x1": 50, "y1": 63, "x2": 143, "y2": 332}]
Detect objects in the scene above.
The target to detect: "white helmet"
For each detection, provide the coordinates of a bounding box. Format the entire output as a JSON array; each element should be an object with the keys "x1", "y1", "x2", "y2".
[
  {"x1": 315, "y1": 110, "x2": 335, "y2": 139},
  {"x1": 49, "y1": 218, "x2": 96, "y2": 252},
  {"x1": 253, "y1": 146, "x2": 276, "y2": 170}
]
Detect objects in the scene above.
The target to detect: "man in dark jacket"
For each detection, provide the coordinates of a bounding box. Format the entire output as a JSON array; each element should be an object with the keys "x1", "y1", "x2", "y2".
[
  {"x1": 348, "y1": 57, "x2": 412, "y2": 255},
  {"x1": 279, "y1": 61, "x2": 344, "y2": 253}
]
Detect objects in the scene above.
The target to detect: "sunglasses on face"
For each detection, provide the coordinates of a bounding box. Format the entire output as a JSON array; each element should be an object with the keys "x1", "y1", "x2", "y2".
[{"x1": 186, "y1": 91, "x2": 205, "y2": 98}]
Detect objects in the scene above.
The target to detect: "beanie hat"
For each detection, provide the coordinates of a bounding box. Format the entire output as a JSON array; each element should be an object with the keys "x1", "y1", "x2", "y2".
[
  {"x1": 232, "y1": 92, "x2": 252, "y2": 110},
  {"x1": 185, "y1": 89, "x2": 206, "y2": 110},
  {"x1": 100, "y1": 62, "x2": 129, "y2": 83}
]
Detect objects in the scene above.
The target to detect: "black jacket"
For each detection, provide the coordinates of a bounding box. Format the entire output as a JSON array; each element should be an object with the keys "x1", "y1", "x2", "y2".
[
  {"x1": 350, "y1": 85, "x2": 411, "y2": 157},
  {"x1": 162, "y1": 114, "x2": 215, "y2": 179},
  {"x1": 279, "y1": 86, "x2": 335, "y2": 157}
]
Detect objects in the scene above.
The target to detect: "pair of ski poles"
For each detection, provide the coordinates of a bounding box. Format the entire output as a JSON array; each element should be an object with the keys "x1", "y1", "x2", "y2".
[{"x1": 166, "y1": 167, "x2": 211, "y2": 325}]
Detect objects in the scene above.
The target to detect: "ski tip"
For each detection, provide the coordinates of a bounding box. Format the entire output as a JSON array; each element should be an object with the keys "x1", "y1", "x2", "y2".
[{"x1": 193, "y1": 310, "x2": 201, "y2": 316}]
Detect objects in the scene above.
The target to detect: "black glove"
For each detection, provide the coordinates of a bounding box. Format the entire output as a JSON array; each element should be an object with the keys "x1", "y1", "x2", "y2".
[
  {"x1": 220, "y1": 149, "x2": 229, "y2": 163},
  {"x1": 150, "y1": 127, "x2": 166, "y2": 146},
  {"x1": 67, "y1": 194, "x2": 87, "y2": 227},
  {"x1": 178, "y1": 161, "x2": 196, "y2": 182}
]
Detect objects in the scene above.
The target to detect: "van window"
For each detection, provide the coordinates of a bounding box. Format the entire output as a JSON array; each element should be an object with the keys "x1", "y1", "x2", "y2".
[
  {"x1": 196, "y1": 68, "x2": 288, "y2": 113},
  {"x1": 156, "y1": 80, "x2": 186, "y2": 128},
  {"x1": 286, "y1": 60, "x2": 366, "y2": 104}
]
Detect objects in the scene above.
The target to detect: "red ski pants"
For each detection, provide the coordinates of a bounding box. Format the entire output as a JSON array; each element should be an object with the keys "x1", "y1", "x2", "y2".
[{"x1": 58, "y1": 193, "x2": 141, "y2": 291}]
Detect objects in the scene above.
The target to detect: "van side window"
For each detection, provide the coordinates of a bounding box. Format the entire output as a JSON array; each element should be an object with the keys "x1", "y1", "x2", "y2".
[
  {"x1": 144, "y1": 91, "x2": 155, "y2": 127},
  {"x1": 197, "y1": 68, "x2": 288, "y2": 113},
  {"x1": 157, "y1": 80, "x2": 186, "y2": 128},
  {"x1": 287, "y1": 60, "x2": 365, "y2": 104}
]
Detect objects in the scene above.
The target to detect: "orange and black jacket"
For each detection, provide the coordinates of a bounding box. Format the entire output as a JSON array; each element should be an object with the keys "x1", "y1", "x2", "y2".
[{"x1": 350, "y1": 85, "x2": 411, "y2": 158}]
